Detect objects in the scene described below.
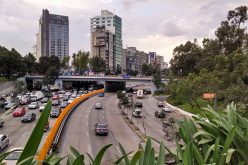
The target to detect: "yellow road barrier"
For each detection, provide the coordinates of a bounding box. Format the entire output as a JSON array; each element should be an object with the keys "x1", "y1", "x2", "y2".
[{"x1": 37, "y1": 89, "x2": 104, "y2": 161}]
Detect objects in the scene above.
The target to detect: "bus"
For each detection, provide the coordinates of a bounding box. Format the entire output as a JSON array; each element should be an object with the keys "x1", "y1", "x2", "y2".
[{"x1": 137, "y1": 89, "x2": 143, "y2": 99}]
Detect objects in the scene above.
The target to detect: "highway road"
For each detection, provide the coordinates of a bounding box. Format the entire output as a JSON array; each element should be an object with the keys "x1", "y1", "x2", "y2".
[{"x1": 59, "y1": 94, "x2": 141, "y2": 165}]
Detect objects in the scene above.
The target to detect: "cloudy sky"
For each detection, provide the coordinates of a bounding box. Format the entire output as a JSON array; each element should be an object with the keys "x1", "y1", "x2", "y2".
[{"x1": 0, "y1": 0, "x2": 247, "y2": 63}]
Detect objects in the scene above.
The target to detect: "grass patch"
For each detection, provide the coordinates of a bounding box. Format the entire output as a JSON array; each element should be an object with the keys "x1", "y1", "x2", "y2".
[{"x1": 0, "y1": 77, "x2": 8, "y2": 84}]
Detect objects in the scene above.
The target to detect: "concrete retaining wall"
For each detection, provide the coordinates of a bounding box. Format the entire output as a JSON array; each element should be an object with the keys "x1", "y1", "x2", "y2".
[{"x1": 0, "y1": 77, "x2": 25, "y2": 95}]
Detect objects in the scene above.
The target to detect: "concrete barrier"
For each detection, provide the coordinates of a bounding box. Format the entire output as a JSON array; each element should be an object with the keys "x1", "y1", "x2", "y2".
[{"x1": 37, "y1": 89, "x2": 104, "y2": 161}]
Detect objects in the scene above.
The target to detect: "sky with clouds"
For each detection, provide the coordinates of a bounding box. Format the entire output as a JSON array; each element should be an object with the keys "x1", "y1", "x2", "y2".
[{"x1": 0, "y1": 0, "x2": 247, "y2": 63}]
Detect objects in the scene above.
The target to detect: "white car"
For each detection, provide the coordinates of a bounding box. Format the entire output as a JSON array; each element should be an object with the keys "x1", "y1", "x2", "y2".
[
  {"x1": 59, "y1": 94, "x2": 64, "y2": 98},
  {"x1": 162, "y1": 106, "x2": 172, "y2": 113},
  {"x1": 68, "y1": 98, "x2": 74, "y2": 104},
  {"x1": 28, "y1": 102, "x2": 39, "y2": 109},
  {"x1": 0, "y1": 134, "x2": 9, "y2": 151},
  {"x1": 39, "y1": 103, "x2": 46, "y2": 112},
  {"x1": 3, "y1": 147, "x2": 23, "y2": 164},
  {"x1": 133, "y1": 109, "x2": 142, "y2": 118}
]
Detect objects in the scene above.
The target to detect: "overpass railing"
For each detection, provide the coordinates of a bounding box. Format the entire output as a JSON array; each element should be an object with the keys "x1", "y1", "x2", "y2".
[{"x1": 37, "y1": 89, "x2": 104, "y2": 161}]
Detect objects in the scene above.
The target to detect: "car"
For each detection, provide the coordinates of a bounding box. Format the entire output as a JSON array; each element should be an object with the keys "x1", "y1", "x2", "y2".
[
  {"x1": 133, "y1": 91, "x2": 137, "y2": 94},
  {"x1": 13, "y1": 107, "x2": 26, "y2": 117},
  {"x1": 68, "y1": 98, "x2": 74, "y2": 104},
  {"x1": 52, "y1": 95, "x2": 59, "y2": 100},
  {"x1": 157, "y1": 102, "x2": 164, "y2": 107},
  {"x1": 0, "y1": 118, "x2": 4, "y2": 127},
  {"x1": 64, "y1": 92, "x2": 71, "y2": 97},
  {"x1": 44, "y1": 121, "x2": 49, "y2": 132},
  {"x1": 155, "y1": 110, "x2": 166, "y2": 118},
  {"x1": 122, "y1": 75, "x2": 130, "y2": 79},
  {"x1": 0, "y1": 134, "x2": 9, "y2": 151},
  {"x1": 3, "y1": 147, "x2": 23, "y2": 164},
  {"x1": 135, "y1": 102, "x2": 143, "y2": 108},
  {"x1": 98, "y1": 93, "x2": 104, "y2": 97},
  {"x1": 143, "y1": 88, "x2": 152, "y2": 94},
  {"x1": 21, "y1": 113, "x2": 36, "y2": 123},
  {"x1": 95, "y1": 102, "x2": 102, "y2": 109},
  {"x1": 59, "y1": 90, "x2": 66, "y2": 94},
  {"x1": 41, "y1": 97, "x2": 49, "y2": 103},
  {"x1": 30, "y1": 96, "x2": 38, "y2": 102},
  {"x1": 71, "y1": 94, "x2": 77, "y2": 98},
  {"x1": 50, "y1": 108, "x2": 61, "y2": 118},
  {"x1": 52, "y1": 100, "x2": 60, "y2": 106},
  {"x1": 76, "y1": 94, "x2": 81, "y2": 98},
  {"x1": 5, "y1": 102, "x2": 17, "y2": 110},
  {"x1": 59, "y1": 94, "x2": 64, "y2": 98},
  {"x1": 63, "y1": 95, "x2": 69, "y2": 101},
  {"x1": 0, "y1": 102, "x2": 5, "y2": 108},
  {"x1": 162, "y1": 106, "x2": 172, "y2": 113},
  {"x1": 28, "y1": 102, "x2": 39, "y2": 109},
  {"x1": 133, "y1": 109, "x2": 142, "y2": 118},
  {"x1": 127, "y1": 93, "x2": 132, "y2": 97},
  {"x1": 4, "y1": 99, "x2": 14, "y2": 106},
  {"x1": 20, "y1": 96, "x2": 31, "y2": 105},
  {"x1": 16, "y1": 94, "x2": 22, "y2": 101},
  {"x1": 39, "y1": 103, "x2": 47, "y2": 112},
  {"x1": 60, "y1": 102, "x2": 68, "y2": 108},
  {"x1": 95, "y1": 123, "x2": 108, "y2": 136}
]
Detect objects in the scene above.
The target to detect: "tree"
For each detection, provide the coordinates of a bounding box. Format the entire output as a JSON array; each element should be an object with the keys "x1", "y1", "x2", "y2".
[
  {"x1": 43, "y1": 66, "x2": 59, "y2": 87},
  {"x1": 24, "y1": 53, "x2": 36, "y2": 73},
  {"x1": 61, "y1": 56, "x2": 70, "y2": 68},
  {"x1": 14, "y1": 80, "x2": 26, "y2": 95},
  {"x1": 89, "y1": 56, "x2": 106, "y2": 73},
  {"x1": 78, "y1": 51, "x2": 89, "y2": 72},
  {"x1": 115, "y1": 64, "x2": 122, "y2": 75},
  {"x1": 153, "y1": 73, "x2": 162, "y2": 90}
]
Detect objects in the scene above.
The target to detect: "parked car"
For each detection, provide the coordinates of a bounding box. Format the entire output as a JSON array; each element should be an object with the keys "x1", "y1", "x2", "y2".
[
  {"x1": 13, "y1": 107, "x2": 26, "y2": 117},
  {"x1": 41, "y1": 97, "x2": 49, "y2": 103},
  {"x1": 155, "y1": 110, "x2": 165, "y2": 118},
  {"x1": 21, "y1": 113, "x2": 36, "y2": 123},
  {"x1": 0, "y1": 119, "x2": 4, "y2": 127},
  {"x1": 133, "y1": 109, "x2": 142, "y2": 118},
  {"x1": 95, "y1": 102, "x2": 102, "y2": 109},
  {"x1": 52, "y1": 95, "x2": 59, "y2": 100},
  {"x1": 135, "y1": 102, "x2": 143, "y2": 108},
  {"x1": 162, "y1": 106, "x2": 172, "y2": 113},
  {"x1": 50, "y1": 108, "x2": 61, "y2": 118},
  {"x1": 39, "y1": 103, "x2": 47, "y2": 112},
  {"x1": 5, "y1": 102, "x2": 17, "y2": 110},
  {"x1": 52, "y1": 100, "x2": 60, "y2": 106},
  {"x1": 28, "y1": 102, "x2": 39, "y2": 109},
  {"x1": 98, "y1": 93, "x2": 104, "y2": 97},
  {"x1": 0, "y1": 134, "x2": 9, "y2": 151},
  {"x1": 3, "y1": 147, "x2": 23, "y2": 164},
  {"x1": 157, "y1": 102, "x2": 164, "y2": 107},
  {"x1": 95, "y1": 123, "x2": 108, "y2": 136},
  {"x1": 60, "y1": 102, "x2": 68, "y2": 108}
]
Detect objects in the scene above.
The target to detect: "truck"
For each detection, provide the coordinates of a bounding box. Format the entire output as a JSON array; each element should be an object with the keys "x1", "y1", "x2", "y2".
[{"x1": 30, "y1": 91, "x2": 44, "y2": 102}]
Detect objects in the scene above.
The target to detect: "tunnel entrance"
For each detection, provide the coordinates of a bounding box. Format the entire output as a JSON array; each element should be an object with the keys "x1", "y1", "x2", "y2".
[
  {"x1": 63, "y1": 81, "x2": 104, "y2": 90},
  {"x1": 105, "y1": 81, "x2": 126, "y2": 92}
]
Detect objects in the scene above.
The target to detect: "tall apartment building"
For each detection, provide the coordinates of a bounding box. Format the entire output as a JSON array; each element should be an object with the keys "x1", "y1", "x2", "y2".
[
  {"x1": 35, "y1": 9, "x2": 69, "y2": 61},
  {"x1": 156, "y1": 55, "x2": 164, "y2": 71},
  {"x1": 90, "y1": 10, "x2": 122, "y2": 71},
  {"x1": 122, "y1": 48, "x2": 127, "y2": 73},
  {"x1": 91, "y1": 26, "x2": 114, "y2": 71},
  {"x1": 148, "y1": 52, "x2": 157, "y2": 64}
]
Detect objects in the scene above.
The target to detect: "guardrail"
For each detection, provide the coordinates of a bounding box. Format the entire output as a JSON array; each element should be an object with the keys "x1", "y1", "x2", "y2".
[{"x1": 37, "y1": 89, "x2": 104, "y2": 161}]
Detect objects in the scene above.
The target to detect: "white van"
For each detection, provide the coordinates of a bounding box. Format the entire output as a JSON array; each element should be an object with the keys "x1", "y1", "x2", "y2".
[{"x1": 137, "y1": 89, "x2": 143, "y2": 99}]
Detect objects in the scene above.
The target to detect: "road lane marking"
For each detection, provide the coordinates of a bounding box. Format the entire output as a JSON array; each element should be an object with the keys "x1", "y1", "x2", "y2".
[
  {"x1": 87, "y1": 132, "x2": 89, "y2": 136},
  {"x1": 116, "y1": 146, "x2": 121, "y2": 154},
  {"x1": 88, "y1": 145, "x2": 91, "y2": 155}
]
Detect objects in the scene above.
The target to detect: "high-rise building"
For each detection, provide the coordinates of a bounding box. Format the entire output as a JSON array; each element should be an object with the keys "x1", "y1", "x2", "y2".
[
  {"x1": 156, "y1": 55, "x2": 164, "y2": 70},
  {"x1": 148, "y1": 52, "x2": 157, "y2": 64},
  {"x1": 122, "y1": 48, "x2": 127, "y2": 74},
  {"x1": 90, "y1": 10, "x2": 122, "y2": 71},
  {"x1": 35, "y1": 9, "x2": 69, "y2": 61},
  {"x1": 91, "y1": 26, "x2": 114, "y2": 71}
]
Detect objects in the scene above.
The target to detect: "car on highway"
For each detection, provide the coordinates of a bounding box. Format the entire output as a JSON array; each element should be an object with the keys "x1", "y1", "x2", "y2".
[
  {"x1": 21, "y1": 113, "x2": 36, "y2": 123},
  {"x1": 135, "y1": 102, "x2": 143, "y2": 108},
  {"x1": 59, "y1": 94, "x2": 64, "y2": 98},
  {"x1": 52, "y1": 95, "x2": 60, "y2": 100},
  {"x1": 3, "y1": 147, "x2": 23, "y2": 164},
  {"x1": 98, "y1": 93, "x2": 104, "y2": 97},
  {"x1": 143, "y1": 88, "x2": 152, "y2": 94},
  {"x1": 20, "y1": 96, "x2": 31, "y2": 105},
  {"x1": 44, "y1": 121, "x2": 49, "y2": 132},
  {"x1": 50, "y1": 107, "x2": 61, "y2": 118},
  {"x1": 4, "y1": 99, "x2": 14, "y2": 106},
  {"x1": 63, "y1": 95, "x2": 69, "y2": 101},
  {"x1": 0, "y1": 134, "x2": 9, "y2": 151},
  {"x1": 133, "y1": 90, "x2": 137, "y2": 94},
  {"x1": 76, "y1": 94, "x2": 81, "y2": 98},
  {"x1": 155, "y1": 110, "x2": 166, "y2": 118},
  {"x1": 162, "y1": 106, "x2": 172, "y2": 113},
  {"x1": 122, "y1": 75, "x2": 130, "y2": 79},
  {"x1": 68, "y1": 98, "x2": 74, "y2": 104},
  {"x1": 52, "y1": 100, "x2": 60, "y2": 106},
  {"x1": 71, "y1": 93, "x2": 77, "y2": 98},
  {"x1": 127, "y1": 93, "x2": 132, "y2": 97},
  {"x1": 41, "y1": 97, "x2": 49, "y2": 103},
  {"x1": 28, "y1": 102, "x2": 39, "y2": 109},
  {"x1": 95, "y1": 123, "x2": 108, "y2": 136},
  {"x1": 5, "y1": 102, "x2": 17, "y2": 110},
  {"x1": 13, "y1": 107, "x2": 26, "y2": 117},
  {"x1": 133, "y1": 109, "x2": 142, "y2": 118},
  {"x1": 60, "y1": 101, "x2": 68, "y2": 108},
  {"x1": 64, "y1": 92, "x2": 71, "y2": 97},
  {"x1": 0, "y1": 118, "x2": 4, "y2": 127},
  {"x1": 39, "y1": 103, "x2": 47, "y2": 112},
  {"x1": 16, "y1": 94, "x2": 22, "y2": 101},
  {"x1": 157, "y1": 101, "x2": 164, "y2": 107},
  {"x1": 95, "y1": 102, "x2": 102, "y2": 109}
]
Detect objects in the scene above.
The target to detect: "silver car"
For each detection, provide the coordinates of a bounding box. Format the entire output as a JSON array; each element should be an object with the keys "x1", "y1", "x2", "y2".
[
  {"x1": 0, "y1": 134, "x2": 9, "y2": 151},
  {"x1": 95, "y1": 102, "x2": 102, "y2": 109}
]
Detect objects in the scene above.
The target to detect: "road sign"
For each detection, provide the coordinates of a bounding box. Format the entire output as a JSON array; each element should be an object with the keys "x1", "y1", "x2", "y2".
[{"x1": 203, "y1": 93, "x2": 216, "y2": 99}]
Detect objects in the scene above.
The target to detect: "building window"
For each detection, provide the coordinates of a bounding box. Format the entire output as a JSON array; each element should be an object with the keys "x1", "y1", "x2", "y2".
[
  {"x1": 107, "y1": 24, "x2": 111, "y2": 26},
  {"x1": 102, "y1": 21, "x2": 105, "y2": 23}
]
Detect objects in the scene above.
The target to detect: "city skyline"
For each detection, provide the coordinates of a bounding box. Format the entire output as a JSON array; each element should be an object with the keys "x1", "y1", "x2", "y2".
[{"x1": 0, "y1": 0, "x2": 246, "y2": 63}]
